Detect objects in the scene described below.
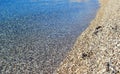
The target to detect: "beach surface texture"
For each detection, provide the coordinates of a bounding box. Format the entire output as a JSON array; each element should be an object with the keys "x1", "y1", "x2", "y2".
[{"x1": 56, "y1": 0, "x2": 120, "y2": 74}]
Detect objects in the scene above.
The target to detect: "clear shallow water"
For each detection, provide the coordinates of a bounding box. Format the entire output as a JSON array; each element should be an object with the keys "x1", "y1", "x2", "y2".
[{"x1": 0, "y1": 0, "x2": 99, "y2": 73}]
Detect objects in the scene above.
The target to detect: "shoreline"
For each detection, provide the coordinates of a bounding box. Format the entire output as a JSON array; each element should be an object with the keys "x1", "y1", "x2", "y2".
[
  {"x1": 56, "y1": 0, "x2": 120, "y2": 73},
  {"x1": 0, "y1": 1, "x2": 100, "y2": 74}
]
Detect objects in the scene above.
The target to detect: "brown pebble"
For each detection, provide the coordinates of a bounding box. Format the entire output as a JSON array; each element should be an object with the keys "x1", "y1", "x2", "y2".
[
  {"x1": 96, "y1": 26, "x2": 102, "y2": 30},
  {"x1": 81, "y1": 53, "x2": 87, "y2": 59},
  {"x1": 94, "y1": 26, "x2": 102, "y2": 35},
  {"x1": 106, "y1": 62, "x2": 110, "y2": 72}
]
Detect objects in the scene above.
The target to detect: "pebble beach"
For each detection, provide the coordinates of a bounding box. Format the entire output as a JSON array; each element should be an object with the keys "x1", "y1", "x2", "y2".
[
  {"x1": 0, "y1": 0, "x2": 99, "y2": 74},
  {"x1": 56, "y1": 0, "x2": 120, "y2": 74}
]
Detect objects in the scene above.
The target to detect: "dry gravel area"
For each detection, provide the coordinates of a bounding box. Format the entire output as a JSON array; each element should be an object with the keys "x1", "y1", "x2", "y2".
[{"x1": 56, "y1": 0, "x2": 120, "y2": 74}]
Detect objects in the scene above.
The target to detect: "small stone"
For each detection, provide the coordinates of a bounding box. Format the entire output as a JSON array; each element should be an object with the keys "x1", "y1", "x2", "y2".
[
  {"x1": 105, "y1": 62, "x2": 110, "y2": 72},
  {"x1": 81, "y1": 53, "x2": 87, "y2": 59},
  {"x1": 93, "y1": 26, "x2": 102, "y2": 35},
  {"x1": 96, "y1": 26, "x2": 102, "y2": 30}
]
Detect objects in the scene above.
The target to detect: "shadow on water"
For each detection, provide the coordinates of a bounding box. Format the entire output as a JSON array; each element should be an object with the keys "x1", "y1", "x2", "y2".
[{"x1": 0, "y1": 0, "x2": 99, "y2": 73}]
